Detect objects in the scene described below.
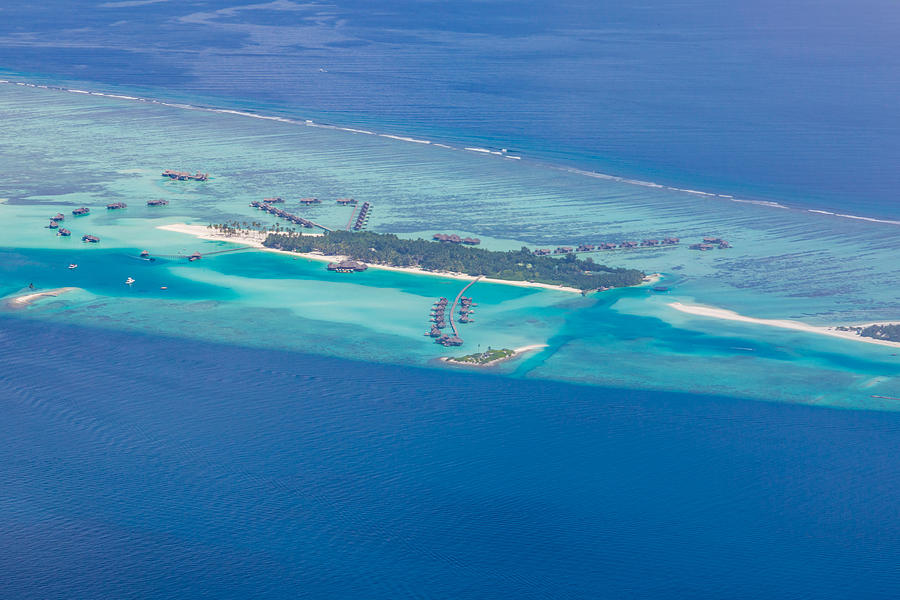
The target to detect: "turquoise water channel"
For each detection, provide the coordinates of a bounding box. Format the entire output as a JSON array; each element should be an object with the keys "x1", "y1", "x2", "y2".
[{"x1": 2, "y1": 83, "x2": 898, "y2": 409}]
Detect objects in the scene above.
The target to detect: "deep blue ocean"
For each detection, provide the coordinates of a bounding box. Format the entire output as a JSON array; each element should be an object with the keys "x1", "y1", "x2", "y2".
[
  {"x1": 2, "y1": 317, "x2": 899, "y2": 599},
  {"x1": 3, "y1": 1, "x2": 900, "y2": 597},
  {"x1": 1, "y1": 0, "x2": 899, "y2": 218}
]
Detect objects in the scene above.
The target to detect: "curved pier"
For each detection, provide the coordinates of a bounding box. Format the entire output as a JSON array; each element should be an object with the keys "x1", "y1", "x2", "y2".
[{"x1": 448, "y1": 276, "x2": 482, "y2": 338}]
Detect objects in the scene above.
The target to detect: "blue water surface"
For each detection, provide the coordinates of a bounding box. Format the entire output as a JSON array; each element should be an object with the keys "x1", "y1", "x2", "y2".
[
  {"x1": 1, "y1": 0, "x2": 899, "y2": 218},
  {"x1": 1, "y1": 317, "x2": 899, "y2": 599}
]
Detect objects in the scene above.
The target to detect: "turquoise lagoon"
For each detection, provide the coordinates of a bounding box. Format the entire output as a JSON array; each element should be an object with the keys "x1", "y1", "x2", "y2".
[{"x1": 2, "y1": 82, "x2": 899, "y2": 409}]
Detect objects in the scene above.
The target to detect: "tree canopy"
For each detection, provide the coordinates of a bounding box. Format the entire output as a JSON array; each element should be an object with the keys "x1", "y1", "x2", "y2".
[{"x1": 262, "y1": 230, "x2": 645, "y2": 291}]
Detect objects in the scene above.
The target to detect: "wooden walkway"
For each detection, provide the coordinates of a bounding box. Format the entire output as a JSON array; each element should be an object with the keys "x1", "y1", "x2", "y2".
[
  {"x1": 151, "y1": 246, "x2": 254, "y2": 259},
  {"x1": 448, "y1": 276, "x2": 482, "y2": 337}
]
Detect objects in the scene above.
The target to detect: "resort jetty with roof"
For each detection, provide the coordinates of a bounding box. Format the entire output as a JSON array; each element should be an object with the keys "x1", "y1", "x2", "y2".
[
  {"x1": 162, "y1": 169, "x2": 209, "y2": 181},
  {"x1": 352, "y1": 202, "x2": 371, "y2": 231},
  {"x1": 250, "y1": 201, "x2": 332, "y2": 232}
]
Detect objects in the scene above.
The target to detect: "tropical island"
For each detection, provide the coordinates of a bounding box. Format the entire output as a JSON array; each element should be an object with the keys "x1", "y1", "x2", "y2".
[
  {"x1": 835, "y1": 323, "x2": 900, "y2": 343},
  {"x1": 442, "y1": 344, "x2": 548, "y2": 366},
  {"x1": 446, "y1": 348, "x2": 515, "y2": 365},
  {"x1": 261, "y1": 230, "x2": 645, "y2": 291}
]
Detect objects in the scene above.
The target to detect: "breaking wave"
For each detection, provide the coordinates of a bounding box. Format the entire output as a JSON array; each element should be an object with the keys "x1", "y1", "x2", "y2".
[{"x1": 1, "y1": 78, "x2": 896, "y2": 226}]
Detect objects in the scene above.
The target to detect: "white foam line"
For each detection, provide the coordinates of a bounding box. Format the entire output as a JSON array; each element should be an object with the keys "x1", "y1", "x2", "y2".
[
  {"x1": 380, "y1": 134, "x2": 430, "y2": 144},
  {"x1": 834, "y1": 212, "x2": 900, "y2": 225},
  {"x1": 2, "y1": 77, "x2": 898, "y2": 227}
]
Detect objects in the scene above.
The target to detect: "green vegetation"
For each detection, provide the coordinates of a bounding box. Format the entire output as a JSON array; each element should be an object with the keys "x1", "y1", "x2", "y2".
[
  {"x1": 447, "y1": 348, "x2": 515, "y2": 365},
  {"x1": 858, "y1": 324, "x2": 900, "y2": 342},
  {"x1": 262, "y1": 230, "x2": 645, "y2": 291}
]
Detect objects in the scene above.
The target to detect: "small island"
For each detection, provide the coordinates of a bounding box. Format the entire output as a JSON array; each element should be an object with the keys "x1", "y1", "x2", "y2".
[
  {"x1": 262, "y1": 230, "x2": 645, "y2": 292},
  {"x1": 446, "y1": 348, "x2": 515, "y2": 365}
]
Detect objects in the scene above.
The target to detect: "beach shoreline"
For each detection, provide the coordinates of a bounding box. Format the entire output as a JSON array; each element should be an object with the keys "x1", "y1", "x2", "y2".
[
  {"x1": 668, "y1": 302, "x2": 900, "y2": 349},
  {"x1": 3, "y1": 287, "x2": 79, "y2": 310},
  {"x1": 157, "y1": 223, "x2": 591, "y2": 294}
]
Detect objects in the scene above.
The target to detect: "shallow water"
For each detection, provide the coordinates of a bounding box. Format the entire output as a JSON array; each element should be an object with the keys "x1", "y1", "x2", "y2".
[
  {"x1": 1, "y1": 83, "x2": 899, "y2": 408},
  {"x1": 2, "y1": 1, "x2": 900, "y2": 219}
]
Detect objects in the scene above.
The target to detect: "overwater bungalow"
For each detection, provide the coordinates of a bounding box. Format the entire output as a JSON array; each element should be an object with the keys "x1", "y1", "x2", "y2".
[
  {"x1": 106, "y1": 202, "x2": 127, "y2": 210},
  {"x1": 263, "y1": 197, "x2": 284, "y2": 203},
  {"x1": 147, "y1": 199, "x2": 169, "y2": 206},
  {"x1": 577, "y1": 244, "x2": 595, "y2": 252},
  {"x1": 689, "y1": 243, "x2": 715, "y2": 251},
  {"x1": 53, "y1": 213, "x2": 65, "y2": 221},
  {"x1": 662, "y1": 237, "x2": 679, "y2": 245},
  {"x1": 353, "y1": 202, "x2": 372, "y2": 231},
  {"x1": 188, "y1": 251, "x2": 203, "y2": 261},
  {"x1": 433, "y1": 233, "x2": 468, "y2": 244},
  {"x1": 718, "y1": 240, "x2": 731, "y2": 249},
  {"x1": 642, "y1": 239, "x2": 659, "y2": 247},
  {"x1": 336, "y1": 198, "x2": 357, "y2": 205},
  {"x1": 57, "y1": 228, "x2": 71, "y2": 237},
  {"x1": 327, "y1": 260, "x2": 368, "y2": 273},
  {"x1": 82, "y1": 234, "x2": 100, "y2": 243},
  {"x1": 72, "y1": 207, "x2": 90, "y2": 216},
  {"x1": 703, "y1": 236, "x2": 724, "y2": 244},
  {"x1": 162, "y1": 169, "x2": 209, "y2": 181},
  {"x1": 48, "y1": 220, "x2": 59, "y2": 229},
  {"x1": 298, "y1": 197, "x2": 321, "y2": 205},
  {"x1": 554, "y1": 247, "x2": 574, "y2": 254},
  {"x1": 620, "y1": 241, "x2": 639, "y2": 249}
]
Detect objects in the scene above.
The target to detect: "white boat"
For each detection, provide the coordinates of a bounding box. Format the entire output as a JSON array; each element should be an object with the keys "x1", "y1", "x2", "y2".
[
  {"x1": 125, "y1": 277, "x2": 135, "y2": 285},
  {"x1": 68, "y1": 264, "x2": 78, "y2": 269}
]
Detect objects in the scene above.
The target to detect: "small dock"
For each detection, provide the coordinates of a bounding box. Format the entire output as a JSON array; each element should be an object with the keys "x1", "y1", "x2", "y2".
[
  {"x1": 151, "y1": 246, "x2": 254, "y2": 261},
  {"x1": 250, "y1": 201, "x2": 333, "y2": 232}
]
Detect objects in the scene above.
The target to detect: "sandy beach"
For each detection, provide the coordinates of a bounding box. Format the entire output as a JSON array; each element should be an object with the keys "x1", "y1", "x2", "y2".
[
  {"x1": 669, "y1": 302, "x2": 900, "y2": 349},
  {"x1": 4, "y1": 287, "x2": 78, "y2": 309},
  {"x1": 158, "y1": 223, "x2": 587, "y2": 294}
]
